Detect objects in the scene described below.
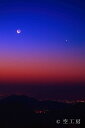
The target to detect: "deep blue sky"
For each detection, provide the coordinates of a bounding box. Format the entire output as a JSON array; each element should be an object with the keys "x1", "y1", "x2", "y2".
[{"x1": 0, "y1": 0, "x2": 85, "y2": 99}]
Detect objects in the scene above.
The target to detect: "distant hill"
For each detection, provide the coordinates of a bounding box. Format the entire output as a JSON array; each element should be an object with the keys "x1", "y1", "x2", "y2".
[{"x1": 0, "y1": 95, "x2": 84, "y2": 128}]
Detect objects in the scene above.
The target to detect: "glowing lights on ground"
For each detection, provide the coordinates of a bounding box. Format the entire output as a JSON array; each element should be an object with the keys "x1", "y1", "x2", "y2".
[{"x1": 35, "y1": 110, "x2": 48, "y2": 114}]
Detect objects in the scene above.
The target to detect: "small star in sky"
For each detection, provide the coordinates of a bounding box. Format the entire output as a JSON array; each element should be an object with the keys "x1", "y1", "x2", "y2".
[{"x1": 65, "y1": 40, "x2": 68, "y2": 43}]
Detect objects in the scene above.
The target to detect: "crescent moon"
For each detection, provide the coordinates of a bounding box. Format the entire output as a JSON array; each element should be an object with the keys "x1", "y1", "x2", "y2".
[{"x1": 17, "y1": 29, "x2": 21, "y2": 34}]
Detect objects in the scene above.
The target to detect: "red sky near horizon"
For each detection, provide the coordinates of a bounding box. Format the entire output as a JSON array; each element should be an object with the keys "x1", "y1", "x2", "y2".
[{"x1": 0, "y1": 51, "x2": 85, "y2": 84}]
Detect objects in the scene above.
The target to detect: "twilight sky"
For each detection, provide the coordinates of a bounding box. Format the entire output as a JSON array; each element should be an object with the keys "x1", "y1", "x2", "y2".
[{"x1": 0, "y1": 0, "x2": 85, "y2": 99}]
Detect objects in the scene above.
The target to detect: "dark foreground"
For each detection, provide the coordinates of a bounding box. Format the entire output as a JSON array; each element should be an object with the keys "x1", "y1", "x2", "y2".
[{"x1": 0, "y1": 95, "x2": 84, "y2": 128}]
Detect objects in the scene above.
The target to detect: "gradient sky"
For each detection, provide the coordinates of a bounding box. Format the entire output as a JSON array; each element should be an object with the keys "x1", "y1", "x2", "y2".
[{"x1": 0, "y1": 0, "x2": 85, "y2": 99}]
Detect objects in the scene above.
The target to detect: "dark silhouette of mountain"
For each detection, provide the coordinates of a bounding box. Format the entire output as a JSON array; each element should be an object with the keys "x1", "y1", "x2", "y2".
[
  {"x1": 0, "y1": 95, "x2": 84, "y2": 128},
  {"x1": 0, "y1": 95, "x2": 39, "y2": 109}
]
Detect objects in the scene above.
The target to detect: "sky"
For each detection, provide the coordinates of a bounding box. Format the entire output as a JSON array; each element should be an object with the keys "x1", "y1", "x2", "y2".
[{"x1": 0, "y1": 0, "x2": 85, "y2": 99}]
